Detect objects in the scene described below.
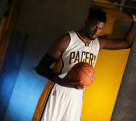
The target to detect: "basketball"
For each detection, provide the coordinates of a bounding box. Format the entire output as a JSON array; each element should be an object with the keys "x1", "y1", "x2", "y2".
[{"x1": 70, "y1": 62, "x2": 95, "y2": 87}]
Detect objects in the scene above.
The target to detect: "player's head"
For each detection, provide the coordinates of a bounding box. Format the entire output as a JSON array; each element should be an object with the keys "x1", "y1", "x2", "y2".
[
  {"x1": 87, "y1": 8, "x2": 107, "y2": 23},
  {"x1": 85, "y1": 8, "x2": 107, "y2": 40}
]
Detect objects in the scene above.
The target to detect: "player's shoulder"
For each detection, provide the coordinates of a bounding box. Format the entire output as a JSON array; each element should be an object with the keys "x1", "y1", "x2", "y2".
[
  {"x1": 98, "y1": 36, "x2": 110, "y2": 50},
  {"x1": 54, "y1": 32, "x2": 71, "y2": 50},
  {"x1": 58, "y1": 32, "x2": 70, "y2": 42},
  {"x1": 61, "y1": 32, "x2": 70, "y2": 40},
  {"x1": 55, "y1": 31, "x2": 77, "y2": 46},
  {"x1": 98, "y1": 36, "x2": 108, "y2": 40},
  {"x1": 57, "y1": 32, "x2": 71, "y2": 45},
  {"x1": 61, "y1": 31, "x2": 77, "y2": 39},
  {"x1": 98, "y1": 36, "x2": 106, "y2": 45}
]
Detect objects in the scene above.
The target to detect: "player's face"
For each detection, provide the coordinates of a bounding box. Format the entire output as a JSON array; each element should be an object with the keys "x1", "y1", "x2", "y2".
[{"x1": 85, "y1": 19, "x2": 105, "y2": 40}]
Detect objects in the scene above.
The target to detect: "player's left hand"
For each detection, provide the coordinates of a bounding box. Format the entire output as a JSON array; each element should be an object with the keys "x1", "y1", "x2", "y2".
[
  {"x1": 59, "y1": 71, "x2": 86, "y2": 89},
  {"x1": 132, "y1": 9, "x2": 136, "y2": 22}
]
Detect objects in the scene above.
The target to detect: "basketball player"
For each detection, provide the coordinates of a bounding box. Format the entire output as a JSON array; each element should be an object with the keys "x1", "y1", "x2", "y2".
[{"x1": 32, "y1": 9, "x2": 136, "y2": 121}]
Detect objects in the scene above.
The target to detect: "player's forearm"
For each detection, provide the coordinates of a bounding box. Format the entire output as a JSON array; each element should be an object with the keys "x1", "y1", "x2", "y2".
[
  {"x1": 36, "y1": 64, "x2": 63, "y2": 85},
  {"x1": 35, "y1": 65, "x2": 56, "y2": 81},
  {"x1": 35, "y1": 53, "x2": 58, "y2": 81},
  {"x1": 124, "y1": 21, "x2": 136, "y2": 45}
]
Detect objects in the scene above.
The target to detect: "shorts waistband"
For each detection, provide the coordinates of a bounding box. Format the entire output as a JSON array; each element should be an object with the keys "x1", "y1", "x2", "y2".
[{"x1": 54, "y1": 83, "x2": 84, "y2": 96}]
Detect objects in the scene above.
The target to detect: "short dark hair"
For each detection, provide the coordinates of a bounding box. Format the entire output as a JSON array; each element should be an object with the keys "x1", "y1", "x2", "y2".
[{"x1": 87, "y1": 8, "x2": 107, "y2": 23}]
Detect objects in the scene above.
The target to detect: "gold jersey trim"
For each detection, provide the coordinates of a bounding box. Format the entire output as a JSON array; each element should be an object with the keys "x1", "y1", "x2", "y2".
[
  {"x1": 76, "y1": 31, "x2": 92, "y2": 47},
  {"x1": 32, "y1": 81, "x2": 54, "y2": 121}
]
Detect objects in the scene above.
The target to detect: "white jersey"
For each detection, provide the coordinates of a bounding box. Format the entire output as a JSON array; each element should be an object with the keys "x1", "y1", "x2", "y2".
[{"x1": 53, "y1": 31, "x2": 100, "y2": 78}]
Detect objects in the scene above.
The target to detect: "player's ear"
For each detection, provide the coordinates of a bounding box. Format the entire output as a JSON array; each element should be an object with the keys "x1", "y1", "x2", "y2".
[
  {"x1": 84, "y1": 19, "x2": 88, "y2": 26},
  {"x1": 85, "y1": 19, "x2": 88, "y2": 24}
]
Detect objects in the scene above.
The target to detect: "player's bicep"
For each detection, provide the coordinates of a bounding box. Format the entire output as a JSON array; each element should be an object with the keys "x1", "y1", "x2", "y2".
[
  {"x1": 99, "y1": 37, "x2": 129, "y2": 50},
  {"x1": 47, "y1": 33, "x2": 70, "y2": 59}
]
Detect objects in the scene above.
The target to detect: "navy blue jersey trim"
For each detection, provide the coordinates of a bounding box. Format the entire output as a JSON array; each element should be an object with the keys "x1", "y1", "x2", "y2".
[{"x1": 59, "y1": 54, "x2": 64, "y2": 75}]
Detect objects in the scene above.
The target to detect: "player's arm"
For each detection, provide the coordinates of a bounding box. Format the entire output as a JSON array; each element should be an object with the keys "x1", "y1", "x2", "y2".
[
  {"x1": 35, "y1": 33, "x2": 85, "y2": 89},
  {"x1": 99, "y1": 11, "x2": 136, "y2": 50}
]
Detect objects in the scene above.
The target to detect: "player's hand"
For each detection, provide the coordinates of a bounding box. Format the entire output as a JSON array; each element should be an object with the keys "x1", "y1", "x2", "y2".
[
  {"x1": 58, "y1": 71, "x2": 86, "y2": 89},
  {"x1": 132, "y1": 9, "x2": 136, "y2": 22}
]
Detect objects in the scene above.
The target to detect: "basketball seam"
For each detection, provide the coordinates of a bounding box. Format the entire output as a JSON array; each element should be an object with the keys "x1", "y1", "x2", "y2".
[{"x1": 79, "y1": 66, "x2": 93, "y2": 83}]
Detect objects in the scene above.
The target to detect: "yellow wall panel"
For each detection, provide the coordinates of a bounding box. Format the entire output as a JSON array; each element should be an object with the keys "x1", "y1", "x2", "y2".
[{"x1": 81, "y1": 49, "x2": 130, "y2": 121}]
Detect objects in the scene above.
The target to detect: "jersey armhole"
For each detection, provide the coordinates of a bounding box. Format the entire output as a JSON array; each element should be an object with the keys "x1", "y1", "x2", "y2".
[{"x1": 63, "y1": 31, "x2": 73, "y2": 52}]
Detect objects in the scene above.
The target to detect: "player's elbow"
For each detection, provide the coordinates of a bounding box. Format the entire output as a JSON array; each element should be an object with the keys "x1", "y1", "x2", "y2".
[
  {"x1": 124, "y1": 39, "x2": 133, "y2": 48},
  {"x1": 35, "y1": 65, "x2": 43, "y2": 76},
  {"x1": 124, "y1": 35, "x2": 135, "y2": 48}
]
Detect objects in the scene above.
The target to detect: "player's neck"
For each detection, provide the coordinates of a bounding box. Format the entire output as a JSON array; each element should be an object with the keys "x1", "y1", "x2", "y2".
[{"x1": 77, "y1": 29, "x2": 91, "y2": 43}]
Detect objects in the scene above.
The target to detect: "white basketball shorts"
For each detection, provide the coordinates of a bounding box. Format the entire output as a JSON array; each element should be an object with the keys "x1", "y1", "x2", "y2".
[{"x1": 41, "y1": 83, "x2": 84, "y2": 121}]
